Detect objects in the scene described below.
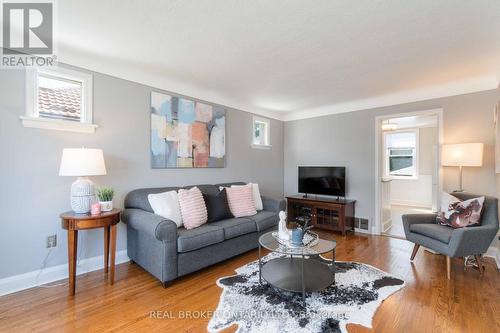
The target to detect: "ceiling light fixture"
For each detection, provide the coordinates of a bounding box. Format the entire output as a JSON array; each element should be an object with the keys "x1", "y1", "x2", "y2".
[{"x1": 381, "y1": 120, "x2": 398, "y2": 131}]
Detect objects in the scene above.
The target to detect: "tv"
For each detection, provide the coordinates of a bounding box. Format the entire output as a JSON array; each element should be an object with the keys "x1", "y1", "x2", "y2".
[{"x1": 298, "y1": 166, "x2": 346, "y2": 198}]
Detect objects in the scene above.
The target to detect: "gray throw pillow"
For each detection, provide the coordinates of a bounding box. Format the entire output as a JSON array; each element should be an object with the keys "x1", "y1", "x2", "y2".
[{"x1": 203, "y1": 188, "x2": 233, "y2": 223}]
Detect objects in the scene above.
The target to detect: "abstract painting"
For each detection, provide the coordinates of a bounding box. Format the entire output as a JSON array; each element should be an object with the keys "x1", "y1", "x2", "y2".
[{"x1": 151, "y1": 91, "x2": 226, "y2": 168}]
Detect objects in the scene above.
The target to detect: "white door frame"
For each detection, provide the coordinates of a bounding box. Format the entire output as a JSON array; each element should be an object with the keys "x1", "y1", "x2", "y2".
[{"x1": 373, "y1": 108, "x2": 444, "y2": 235}]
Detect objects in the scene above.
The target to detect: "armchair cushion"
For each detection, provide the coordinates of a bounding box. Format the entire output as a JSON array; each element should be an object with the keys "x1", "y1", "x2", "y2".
[
  {"x1": 410, "y1": 223, "x2": 454, "y2": 244},
  {"x1": 402, "y1": 213, "x2": 438, "y2": 237}
]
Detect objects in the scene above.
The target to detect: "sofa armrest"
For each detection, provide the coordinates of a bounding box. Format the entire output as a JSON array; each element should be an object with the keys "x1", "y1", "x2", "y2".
[
  {"x1": 402, "y1": 213, "x2": 438, "y2": 237},
  {"x1": 122, "y1": 209, "x2": 177, "y2": 242},
  {"x1": 448, "y1": 225, "x2": 498, "y2": 257},
  {"x1": 261, "y1": 196, "x2": 286, "y2": 213}
]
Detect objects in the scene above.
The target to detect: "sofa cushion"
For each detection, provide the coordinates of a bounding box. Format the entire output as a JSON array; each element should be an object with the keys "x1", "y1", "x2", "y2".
[
  {"x1": 203, "y1": 189, "x2": 233, "y2": 223},
  {"x1": 177, "y1": 224, "x2": 224, "y2": 253},
  {"x1": 249, "y1": 211, "x2": 279, "y2": 231},
  {"x1": 211, "y1": 217, "x2": 257, "y2": 239},
  {"x1": 410, "y1": 223, "x2": 454, "y2": 244}
]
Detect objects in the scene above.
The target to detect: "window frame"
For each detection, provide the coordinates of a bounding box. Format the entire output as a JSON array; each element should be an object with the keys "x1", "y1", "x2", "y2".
[
  {"x1": 251, "y1": 115, "x2": 272, "y2": 149},
  {"x1": 21, "y1": 66, "x2": 97, "y2": 133},
  {"x1": 383, "y1": 129, "x2": 419, "y2": 180}
]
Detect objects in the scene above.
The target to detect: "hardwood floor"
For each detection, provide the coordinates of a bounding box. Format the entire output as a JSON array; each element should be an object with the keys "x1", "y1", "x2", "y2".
[{"x1": 1, "y1": 232, "x2": 499, "y2": 333}]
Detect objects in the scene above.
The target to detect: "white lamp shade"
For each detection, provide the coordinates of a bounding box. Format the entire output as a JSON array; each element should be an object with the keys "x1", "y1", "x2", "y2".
[
  {"x1": 441, "y1": 143, "x2": 484, "y2": 167},
  {"x1": 59, "y1": 148, "x2": 107, "y2": 176}
]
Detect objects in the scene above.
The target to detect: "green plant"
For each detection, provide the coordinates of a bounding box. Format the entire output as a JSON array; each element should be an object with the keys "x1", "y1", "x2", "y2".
[{"x1": 96, "y1": 187, "x2": 115, "y2": 202}]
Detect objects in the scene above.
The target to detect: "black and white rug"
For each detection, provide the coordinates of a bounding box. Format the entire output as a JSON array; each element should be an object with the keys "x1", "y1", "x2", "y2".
[{"x1": 208, "y1": 254, "x2": 404, "y2": 333}]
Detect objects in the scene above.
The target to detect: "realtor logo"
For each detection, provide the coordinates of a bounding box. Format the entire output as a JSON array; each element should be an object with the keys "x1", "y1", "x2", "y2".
[
  {"x1": 1, "y1": 1, "x2": 56, "y2": 67},
  {"x1": 2, "y1": 2, "x2": 53, "y2": 54}
]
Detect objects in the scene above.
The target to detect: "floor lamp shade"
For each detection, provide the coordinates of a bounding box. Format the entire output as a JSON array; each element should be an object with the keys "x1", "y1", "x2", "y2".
[
  {"x1": 441, "y1": 143, "x2": 483, "y2": 191},
  {"x1": 441, "y1": 143, "x2": 484, "y2": 167},
  {"x1": 59, "y1": 148, "x2": 107, "y2": 213}
]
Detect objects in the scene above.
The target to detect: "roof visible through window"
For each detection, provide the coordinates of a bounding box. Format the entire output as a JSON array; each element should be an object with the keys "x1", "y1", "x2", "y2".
[{"x1": 37, "y1": 74, "x2": 82, "y2": 121}]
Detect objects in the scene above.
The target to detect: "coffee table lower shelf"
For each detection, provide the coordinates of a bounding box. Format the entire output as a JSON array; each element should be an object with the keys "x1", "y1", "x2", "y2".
[{"x1": 259, "y1": 257, "x2": 335, "y2": 306}]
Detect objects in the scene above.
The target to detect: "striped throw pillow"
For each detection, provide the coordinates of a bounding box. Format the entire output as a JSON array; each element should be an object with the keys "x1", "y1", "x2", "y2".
[
  {"x1": 225, "y1": 184, "x2": 257, "y2": 217},
  {"x1": 178, "y1": 187, "x2": 208, "y2": 229}
]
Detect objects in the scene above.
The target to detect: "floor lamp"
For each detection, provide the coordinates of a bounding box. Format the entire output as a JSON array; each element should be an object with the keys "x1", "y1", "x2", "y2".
[{"x1": 441, "y1": 143, "x2": 484, "y2": 192}]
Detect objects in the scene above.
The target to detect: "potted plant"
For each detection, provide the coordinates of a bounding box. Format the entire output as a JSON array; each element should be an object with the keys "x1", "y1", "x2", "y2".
[{"x1": 96, "y1": 187, "x2": 115, "y2": 212}]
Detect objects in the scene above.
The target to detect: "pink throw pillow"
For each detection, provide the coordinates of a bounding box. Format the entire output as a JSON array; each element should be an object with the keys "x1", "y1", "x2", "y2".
[
  {"x1": 177, "y1": 187, "x2": 208, "y2": 229},
  {"x1": 225, "y1": 184, "x2": 257, "y2": 217}
]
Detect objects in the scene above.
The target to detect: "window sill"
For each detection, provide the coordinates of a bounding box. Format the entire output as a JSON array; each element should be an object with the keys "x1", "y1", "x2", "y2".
[
  {"x1": 251, "y1": 144, "x2": 272, "y2": 150},
  {"x1": 20, "y1": 116, "x2": 98, "y2": 134},
  {"x1": 385, "y1": 175, "x2": 419, "y2": 180}
]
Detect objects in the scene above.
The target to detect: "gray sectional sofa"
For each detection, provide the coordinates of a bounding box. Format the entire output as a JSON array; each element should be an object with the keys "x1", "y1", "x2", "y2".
[{"x1": 122, "y1": 182, "x2": 285, "y2": 286}]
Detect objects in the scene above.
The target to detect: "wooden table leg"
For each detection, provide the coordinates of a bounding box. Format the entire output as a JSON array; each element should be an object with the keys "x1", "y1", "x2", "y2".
[
  {"x1": 68, "y1": 229, "x2": 78, "y2": 296},
  {"x1": 109, "y1": 224, "x2": 117, "y2": 284},
  {"x1": 104, "y1": 226, "x2": 110, "y2": 273}
]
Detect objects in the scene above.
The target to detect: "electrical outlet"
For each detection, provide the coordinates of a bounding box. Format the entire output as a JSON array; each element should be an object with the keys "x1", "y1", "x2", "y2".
[{"x1": 46, "y1": 234, "x2": 57, "y2": 248}]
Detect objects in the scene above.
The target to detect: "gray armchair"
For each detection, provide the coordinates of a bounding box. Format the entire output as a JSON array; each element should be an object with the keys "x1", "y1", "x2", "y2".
[{"x1": 403, "y1": 192, "x2": 498, "y2": 279}]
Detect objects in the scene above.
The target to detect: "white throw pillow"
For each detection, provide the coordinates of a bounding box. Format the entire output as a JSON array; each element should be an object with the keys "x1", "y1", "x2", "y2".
[
  {"x1": 228, "y1": 183, "x2": 263, "y2": 211},
  {"x1": 148, "y1": 191, "x2": 183, "y2": 228}
]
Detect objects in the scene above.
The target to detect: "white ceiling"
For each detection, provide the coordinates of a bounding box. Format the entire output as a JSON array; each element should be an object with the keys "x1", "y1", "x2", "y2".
[{"x1": 57, "y1": 0, "x2": 500, "y2": 121}]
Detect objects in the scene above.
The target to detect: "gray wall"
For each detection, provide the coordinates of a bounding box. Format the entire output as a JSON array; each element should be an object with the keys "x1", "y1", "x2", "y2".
[
  {"x1": 285, "y1": 89, "x2": 499, "y2": 231},
  {"x1": 0, "y1": 67, "x2": 284, "y2": 279}
]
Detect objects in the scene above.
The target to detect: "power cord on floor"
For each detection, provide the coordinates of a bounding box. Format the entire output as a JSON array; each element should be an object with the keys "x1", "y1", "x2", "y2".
[
  {"x1": 35, "y1": 247, "x2": 67, "y2": 288},
  {"x1": 35, "y1": 232, "x2": 87, "y2": 289}
]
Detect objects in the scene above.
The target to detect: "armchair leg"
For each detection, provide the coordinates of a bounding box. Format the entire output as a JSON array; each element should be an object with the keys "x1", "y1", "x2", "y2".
[
  {"x1": 474, "y1": 255, "x2": 485, "y2": 275},
  {"x1": 446, "y1": 256, "x2": 451, "y2": 280},
  {"x1": 410, "y1": 244, "x2": 420, "y2": 261}
]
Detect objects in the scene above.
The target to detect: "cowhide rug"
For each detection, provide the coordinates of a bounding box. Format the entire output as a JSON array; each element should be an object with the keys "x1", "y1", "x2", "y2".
[{"x1": 208, "y1": 253, "x2": 404, "y2": 333}]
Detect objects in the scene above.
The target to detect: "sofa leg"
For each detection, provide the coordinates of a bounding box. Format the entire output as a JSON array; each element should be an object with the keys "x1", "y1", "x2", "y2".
[
  {"x1": 162, "y1": 281, "x2": 171, "y2": 288},
  {"x1": 474, "y1": 255, "x2": 485, "y2": 275},
  {"x1": 410, "y1": 244, "x2": 420, "y2": 261},
  {"x1": 446, "y1": 256, "x2": 451, "y2": 280}
]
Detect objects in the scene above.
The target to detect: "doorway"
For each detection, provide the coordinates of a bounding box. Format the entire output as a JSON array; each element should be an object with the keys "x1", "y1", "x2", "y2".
[{"x1": 375, "y1": 109, "x2": 443, "y2": 238}]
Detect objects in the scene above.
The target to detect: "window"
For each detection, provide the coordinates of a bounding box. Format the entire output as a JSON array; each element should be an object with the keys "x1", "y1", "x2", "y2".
[
  {"x1": 21, "y1": 66, "x2": 97, "y2": 133},
  {"x1": 384, "y1": 130, "x2": 419, "y2": 178},
  {"x1": 252, "y1": 116, "x2": 271, "y2": 149}
]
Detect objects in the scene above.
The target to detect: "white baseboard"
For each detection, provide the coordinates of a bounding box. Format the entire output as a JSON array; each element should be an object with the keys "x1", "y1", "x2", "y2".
[
  {"x1": 0, "y1": 250, "x2": 129, "y2": 297},
  {"x1": 485, "y1": 246, "x2": 500, "y2": 270},
  {"x1": 354, "y1": 227, "x2": 371, "y2": 235}
]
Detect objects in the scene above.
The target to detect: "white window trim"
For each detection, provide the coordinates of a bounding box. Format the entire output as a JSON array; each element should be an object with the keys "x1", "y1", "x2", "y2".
[
  {"x1": 21, "y1": 66, "x2": 97, "y2": 134},
  {"x1": 251, "y1": 115, "x2": 272, "y2": 149},
  {"x1": 383, "y1": 128, "x2": 419, "y2": 180}
]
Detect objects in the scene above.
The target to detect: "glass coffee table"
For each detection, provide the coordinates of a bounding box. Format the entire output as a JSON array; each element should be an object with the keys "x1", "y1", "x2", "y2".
[{"x1": 258, "y1": 231, "x2": 336, "y2": 306}]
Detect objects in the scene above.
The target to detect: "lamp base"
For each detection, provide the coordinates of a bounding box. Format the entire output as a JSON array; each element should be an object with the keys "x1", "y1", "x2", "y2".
[{"x1": 70, "y1": 177, "x2": 96, "y2": 214}]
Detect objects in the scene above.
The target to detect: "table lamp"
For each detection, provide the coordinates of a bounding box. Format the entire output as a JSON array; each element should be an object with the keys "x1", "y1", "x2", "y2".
[
  {"x1": 59, "y1": 148, "x2": 107, "y2": 213},
  {"x1": 441, "y1": 143, "x2": 483, "y2": 192}
]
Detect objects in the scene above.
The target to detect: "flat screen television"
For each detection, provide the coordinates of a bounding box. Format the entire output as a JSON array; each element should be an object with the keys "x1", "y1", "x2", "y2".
[{"x1": 298, "y1": 166, "x2": 346, "y2": 197}]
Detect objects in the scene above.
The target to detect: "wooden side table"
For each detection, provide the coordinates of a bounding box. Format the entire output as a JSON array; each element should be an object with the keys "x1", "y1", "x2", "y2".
[{"x1": 60, "y1": 209, "x2": 121, "y2": 296}]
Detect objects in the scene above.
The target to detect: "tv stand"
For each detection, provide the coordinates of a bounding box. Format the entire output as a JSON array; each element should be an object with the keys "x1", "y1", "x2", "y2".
[{"x1": 287, "y1": 195, "x2": 356, "y2": 236}]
